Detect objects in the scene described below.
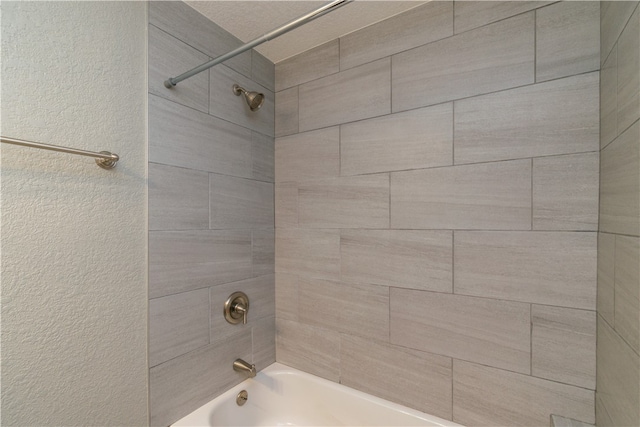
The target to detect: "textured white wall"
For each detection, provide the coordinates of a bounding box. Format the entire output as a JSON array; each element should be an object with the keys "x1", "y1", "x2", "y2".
[{"x1": 1, "y1": 2, "x2": 148, "y2": 425}]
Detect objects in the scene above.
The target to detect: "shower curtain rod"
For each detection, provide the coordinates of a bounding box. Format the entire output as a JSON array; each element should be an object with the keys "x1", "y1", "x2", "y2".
[{"x1": 164, "y1": 0, "x2": 353, "y2": 89}]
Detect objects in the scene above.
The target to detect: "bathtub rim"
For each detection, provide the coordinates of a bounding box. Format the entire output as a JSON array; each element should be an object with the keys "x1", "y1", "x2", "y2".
[{"x1": 171, "y1": 361, "x2": 462, "y2": 427}]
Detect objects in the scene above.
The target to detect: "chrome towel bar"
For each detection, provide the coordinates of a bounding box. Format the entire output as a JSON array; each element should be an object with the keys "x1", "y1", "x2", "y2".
[{"x1": 1, "y1": 136, "x2": 119, "y2": 169}]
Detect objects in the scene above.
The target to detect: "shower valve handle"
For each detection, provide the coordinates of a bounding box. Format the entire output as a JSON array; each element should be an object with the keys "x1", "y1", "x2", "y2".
[
  {"x1": 233, "y1": 301, "x2": 248, "y2": 325},
  {"x1": 224, "y1": 292, "x2": 250, "y2": 325}
]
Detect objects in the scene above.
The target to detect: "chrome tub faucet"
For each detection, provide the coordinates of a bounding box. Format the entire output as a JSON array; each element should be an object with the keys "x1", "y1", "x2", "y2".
[{"x1": 233, "y1": 358, "x2": 256, "y2": 378}]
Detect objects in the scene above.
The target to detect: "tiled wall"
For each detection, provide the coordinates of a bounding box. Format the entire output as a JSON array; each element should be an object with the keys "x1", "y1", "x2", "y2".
[
  {"x1": 147, "y1": 2, "x2": 275, "y2": 425},
  {"x1": 274, "y1": 2, "x2": 600, "y2": 425},
  {"x1": 597, "y1": 2, "x2": 640, "y2": 426}
]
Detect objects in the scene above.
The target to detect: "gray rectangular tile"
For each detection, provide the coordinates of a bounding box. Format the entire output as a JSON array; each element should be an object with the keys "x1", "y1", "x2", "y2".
[
  {"x1": 340, "y1": 230, "x2": 452, "y2": 293},
  {"x1": 148, "y1": 24, "x2": 209, "y2": 113},
  {"x1": 275, "y1": 127, "x2": 339, "y2": 182},
  {"x1": 341, "y1": 335, "x2": 452, "y2": 420},
  {"x1": 210, "y1": 275, "x2": 275, "y2": 343},
  {"x1": 251, "y1": 131, "x2": 274, "y2": 182},
  {"x1": 252, "y1": 50, "x2": 275, "y2": 92},
  {"x1": 149, "y1": 288, "x2": 210, "y2": 367},
  {"x1": 276, "y1": 319, "x2": 340, "y2": 382},
  {"x1": 275, "y1": 273, "x2": 298, "y2": 321},
  {"x1": 340, "y1": 2, "x2": 453, "y2": 71},
  {"x1": 601, "y1": 45, "x2": 618, "y2": 148},
  {"x1": 298, "y1": 175, "x2": 389, "y2": 229},
  {"x1": 532, "y1": 305, "x2": 596, "y2": 389},
  {"x1": 299, "y1": 58, "x2": 391, "y2": 132},
  {"x1": 275, "y1": 182, "x2": 298, "y2": 228},
  {"x1": 455, "y1": 231, "x2": 597, "y2": 309},
  {"x1": 601, "y1": 0, "x2": 639, "y2": 64},
  {"x1": 275, "y1": 40, "x2": 339, "y2": 91},
  {"x1": 390, "y1": 289, "x2": 531, "y2": 374},
  {"x1": 455, "y1": 72, "x2": 600, "y2": 164},
  {"x1": 275, "y1": 87, "x2": 299, "y2": 137},
  {"x1": 596, "y1": 393, "x2": 615, "y2": 427},
  {"x1": 149, "y1": 330, "x2": 252, "y2": 427},
  {"x1": 617, "y1": 6, "x2": 639, "y2": 133},
  {"x1": 551, "y1": 414, "x2": 595, "y2": 427},
  {"x1": 298, "y1": 278, "x2": 389, "y2": 341},
  {"x1": 209, "y1": 174, "x2": 274, "y2": 229},
  {"x1": 149, "y1": 230, "x2": 252, "y2": 299},
  {"x1": 209, "y1": 64, "x2": 274, "y2": 137},
  {"x1": 252, "y1": 316, "x2": 276, "y2": 371},
  {"x1": 275, "y1": 228, "x2": 340, "y2": 281},
  {"x1": 252, "y1": 229, "x2": 274, "y2": 277},
  {"x1": 600, "y1": 121, "x2": 640, "y2": 236},
  {"x1": 533, "y1": 153, "x2": 600, "y2": 231},
  {"x1": 393, "y1": 12, "x2": 534, "y2": 112},
  {"x1": 340, "y1": 103, "x2": 453, "y2": 176},
  {"x1": 149, "y1": 163, "x2": 209, "y2": 231},
  {"x1": 536, "y1": 1, "x2": 600, "y2": 82},
  {"x1": 149, "y1": 1, "x2": 251, "y2": 77},
  {"x1": 614, "y1": 236, "x2": 640, "y2": 354},
  {"x1": 391, "y1": 160, "x2": 531, "y2": 230},
  {"x1": 453, "y1": 360, "x2": 595, "y2": 426},
  {"x1": 454, "y1": 1, "x2": 553, "y2": 34},
  {"x1": 149, "y1": 94, "x2": 253, "y2": 177},
  {"x1": 597, "y1": 233, "x2": 616, "y2": 326},
  {"x1": 596, "y1": 316, "x2": 640, "y2": 427}
]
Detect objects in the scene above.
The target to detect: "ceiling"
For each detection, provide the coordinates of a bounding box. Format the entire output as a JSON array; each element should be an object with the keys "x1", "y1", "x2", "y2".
[{"x1": 185, "y1": 1, "x2": 428, "y2": 63}]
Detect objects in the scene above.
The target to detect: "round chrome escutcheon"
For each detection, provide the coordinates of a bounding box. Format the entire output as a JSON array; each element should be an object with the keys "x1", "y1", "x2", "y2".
[{"x1": 236, "y1": 390, "x2": 248, "y2": 406}]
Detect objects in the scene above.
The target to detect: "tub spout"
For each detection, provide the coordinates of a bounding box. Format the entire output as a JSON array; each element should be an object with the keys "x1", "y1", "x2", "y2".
[{"x1": 233, "y1": 358, "x2": 256, "y2": 378}]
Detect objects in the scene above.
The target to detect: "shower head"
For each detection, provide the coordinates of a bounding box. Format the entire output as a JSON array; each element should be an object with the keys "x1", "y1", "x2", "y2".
[{"x1": 232, "y1": 84, "x2": 265, "y2": 112}]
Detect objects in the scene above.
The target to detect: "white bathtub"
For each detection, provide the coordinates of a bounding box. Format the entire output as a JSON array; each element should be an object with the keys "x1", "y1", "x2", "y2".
[{"x1": 172, "y1": 362, "x2": 462, "y2": 427}]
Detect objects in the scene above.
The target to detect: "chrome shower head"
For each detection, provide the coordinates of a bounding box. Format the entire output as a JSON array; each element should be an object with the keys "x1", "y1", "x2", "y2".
[{"x1": 232, "y1": 84, "x2": 265, "y2": 112}]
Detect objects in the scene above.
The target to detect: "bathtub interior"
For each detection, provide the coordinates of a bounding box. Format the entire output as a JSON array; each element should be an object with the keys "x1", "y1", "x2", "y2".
[{"x1": 172, "y1": 363, "x2": 462, "y2": 427}]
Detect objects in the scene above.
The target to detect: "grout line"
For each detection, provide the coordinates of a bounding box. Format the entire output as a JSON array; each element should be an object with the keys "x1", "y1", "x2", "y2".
[
  {"x1": 286, "y1": 69, "x2": 600, "y2": 136},
  {"x1": 533, "y1": 10, "x2": 537, "y2": 83},
  {"x1": 390, "y1": 337, "x2": 595, "y2": 391},
  {"x1": 388, "y1": 286, "x2": 391, "y2": 344},
  {"x1": 530, "y1": 304, "x2": 533, "y2": 375},
  {"x1": 148, "y1": 160, "x2": 274, "y2": 185},
  {"x1": 379, "y1": 286, "x2": 597, "y2": 314},
  {"x1": 281, "y1": 4, "x2": 544, "y2": 79},
  {"x1": 612, "y1": 234, "x2": 617, "y2": 328},
  {"x1": 251, "y1": 230, "x2": 255, "y2": 277},
  {"x1": 338, "y1": 37, "x2": 341, "y2": 73},
  {"x1": 333, "y1": 149, "x2": 602, "y2": 178},
  {"x1": 531, "y1": 158, "x2": 534, "y2": 231},
  {"x1": 149, "y1": 274, "x2": 274, "y2": 301},
  {"x1": 390, "y1": 53, "x2": 394, "y2": 113},
  {"x1": 208, "y1": 287, "x2": 212, "y2": 345},
  {"x1": 602, "y1": 117, "x2": 640, "y2": 152},
  {"x1": 452, "y1": 231, "x2": 455, "y2": 294},
  {"x1": 452, "y1": 101, "x2": 456, "y2": 165},
  {"x1": 296, "y1": 86, "x2": 300, "y2": 135},
  {"x1": 208, "y1": 59, "x2": 212, "y2": 115},
  {"x1": 148, "y1": 92, "x2": 274, "y2": 140},
  {"x1": 388, "y1": 173, "x2": 391, "y2": 229},
  {"x1": 615, "y1": 42, "x2": 619, "y2": 140},
  {"x1": 338, "y1": 125, "x2": 342, "y2": 176},
  {"x1": 598, "y1": 312, "x2": 640, "y2": 360},
  {"x1": 256, "y1": 227, "x2": 599, "y2": 233},
  {"x1": 452, "y1": 0, "x2": 456, "y2": 34},
  {"x1": 208, "y1": 173, "x2": 212, "y2": 230},
  {"x1": 451, "y1": 357, "x2": 454, "y2": 420}
]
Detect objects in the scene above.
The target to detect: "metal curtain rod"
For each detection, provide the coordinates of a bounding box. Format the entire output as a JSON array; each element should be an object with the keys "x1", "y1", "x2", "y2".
[
  {"x1": 164, "y1": 0, "x2": 353, "y2": 88},
  {"x1": 1, "y1": 136, "x2": 119, "y2": 169}
]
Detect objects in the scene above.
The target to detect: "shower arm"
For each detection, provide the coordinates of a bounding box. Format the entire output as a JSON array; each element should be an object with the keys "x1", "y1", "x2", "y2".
[{"x1": 164, "y1": 0, "x2": 353, "y2": 89}]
